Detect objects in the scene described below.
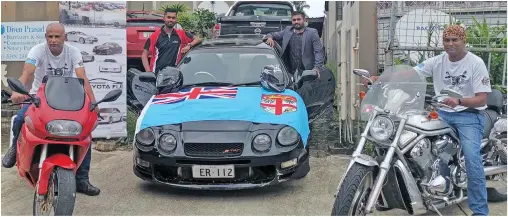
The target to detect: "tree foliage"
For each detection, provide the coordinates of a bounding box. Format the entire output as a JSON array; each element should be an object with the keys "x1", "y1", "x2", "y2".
[
  {"x1": 159, "y1": 3, "x2": 190, "y2": 13},
  {"x1": 292, "y1": 1, "x2": 310, "y2": 12}
]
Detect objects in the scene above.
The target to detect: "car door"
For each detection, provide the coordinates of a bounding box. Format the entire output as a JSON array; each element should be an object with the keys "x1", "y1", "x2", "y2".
[{"x1": 294, "y1": 67, "x2": 336, "y2": 122}]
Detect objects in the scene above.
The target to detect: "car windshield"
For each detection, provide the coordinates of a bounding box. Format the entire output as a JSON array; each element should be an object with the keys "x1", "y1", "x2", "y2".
[
  {"x1": 234, "y1": 3, "x2": 292, "y2": 16},
  {"x1": 360, "y1": 65, "x2": 427, "y2": 121},
  {"x1": 104, "y1": 59, "x2": 115, "y2": 62},
  {"x1": 178, "y1": 47, "x2": 283, "y2": 86}
]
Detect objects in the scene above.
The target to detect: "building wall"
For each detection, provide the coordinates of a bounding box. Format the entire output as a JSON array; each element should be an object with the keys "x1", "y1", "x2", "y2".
[{"x1": 1, "y1": 1, "x2": 60, "y2": 90}]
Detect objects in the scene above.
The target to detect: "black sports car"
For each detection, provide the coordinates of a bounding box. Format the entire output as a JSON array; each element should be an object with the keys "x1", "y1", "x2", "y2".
[
  {"x1": 130, "y1": 38, "x2": 336, "y2": 190},
  {"x1": 93, "y1": 42, "x2": 123, "y2": 55}
]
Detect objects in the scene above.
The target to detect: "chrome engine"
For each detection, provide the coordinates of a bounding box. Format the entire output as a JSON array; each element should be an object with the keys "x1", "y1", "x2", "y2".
[{"x1": 408, "y1": 135, "x2": 466, "y2": 198}]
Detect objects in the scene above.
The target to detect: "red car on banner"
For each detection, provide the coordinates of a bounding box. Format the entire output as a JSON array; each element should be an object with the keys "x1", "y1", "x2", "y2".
[{"x1": 126, "y1": 11, "x2": 164, "y2": 70}]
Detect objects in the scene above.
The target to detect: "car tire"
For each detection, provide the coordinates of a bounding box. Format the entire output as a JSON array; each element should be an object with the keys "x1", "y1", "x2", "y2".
[
  {"x1": 291, "y1": 155, "x2": 310, "y2": 179},
  {"x1": 79, "y1": 37, "x2": 85, "y2": 44}
]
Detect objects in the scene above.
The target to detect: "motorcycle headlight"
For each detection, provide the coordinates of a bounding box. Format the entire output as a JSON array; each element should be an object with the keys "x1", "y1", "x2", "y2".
[
  {"x1": 369, "y1": 116, "x2": 395, "y2": 141},
  {"x1": 158, "y1": 133, "x2": 177, "y2": 152},
  {"x1": 277, "y1": 126, "x2": 299, "y2": 146},
  {"x1": 136, "y1": 128, "x2": 155, "y2": 146},
  {"x1": 46, "y1": 120, "x2": 82, "y2": 136},
  {"x1": 253, "y1": 134, "x2": 271, "y2": 152}
]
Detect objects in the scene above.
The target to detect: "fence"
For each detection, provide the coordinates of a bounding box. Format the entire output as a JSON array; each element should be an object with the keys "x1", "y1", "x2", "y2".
[
  {"x1": 326, "y1": 1, "x2": 507, "y2": 153},
  {"x1": 377, "y1": 1, "x2": 507, "y2": 90}
]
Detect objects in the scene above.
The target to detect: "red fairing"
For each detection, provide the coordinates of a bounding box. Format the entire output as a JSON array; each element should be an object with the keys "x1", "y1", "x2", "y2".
[
  {"x1": 15, "y1": 79, "x2": 97, "y2": 189},
  {"x1": 37, "y1": 154, "x2": 77, "y2": 195}
]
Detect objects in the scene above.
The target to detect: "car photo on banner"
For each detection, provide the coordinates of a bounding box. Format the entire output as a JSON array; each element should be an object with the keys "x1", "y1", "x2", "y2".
[{"x1": 59, "y1": 1, "x2": 127, "y2": 138}]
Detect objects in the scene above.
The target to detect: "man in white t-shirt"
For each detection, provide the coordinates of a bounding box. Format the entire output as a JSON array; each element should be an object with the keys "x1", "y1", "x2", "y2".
[
  {"x1": 366, "y1": 25, "x2": 491, "y2": 215},
  {"x1": 2, "y1": 23, "x2": 101, "y2": 196}
]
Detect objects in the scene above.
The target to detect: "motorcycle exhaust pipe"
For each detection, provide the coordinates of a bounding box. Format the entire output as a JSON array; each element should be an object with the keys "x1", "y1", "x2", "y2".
[
  {"x1": 484, "y1": 165, "x2": 507, "y2": 176},
  {"x1": 433, "y1": 189, "x2": 467, "y2": 210}
]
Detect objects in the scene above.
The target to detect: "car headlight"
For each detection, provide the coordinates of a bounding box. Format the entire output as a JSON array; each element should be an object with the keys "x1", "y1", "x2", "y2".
[
  {"x1": 136, "y1": 128, "x2": 155, "y2": 146},
  {"x1": 253, "y1": 134, "x2": 271, "y2": 152},
  {"x1": 369, "y1": 116, "x2": 395, "y2": 141},
  {"x1": 277, "y1": 126, "x2": 299, "y2": 146},
  {"x1": 158, "y1": 133, "x2": 177, "y2": 152},
  {"x1": 46, "y1": 120, "x2": 82, "y2": 136}
]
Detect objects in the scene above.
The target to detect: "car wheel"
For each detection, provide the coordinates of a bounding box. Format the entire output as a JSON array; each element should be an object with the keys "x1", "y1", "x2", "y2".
[{"x1": 79, "y1": 38, "x2": 85, "y2": 44}]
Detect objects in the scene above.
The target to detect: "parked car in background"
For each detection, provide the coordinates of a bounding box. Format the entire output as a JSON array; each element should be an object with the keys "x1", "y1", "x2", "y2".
[
  {"x1": 99, "y1": 59, "x2": 122, "y2": 73},
  {"x1": 81, "y1": 51, "x2": 95, "y2": 62},
  {"x1": 99, "y1": 107, "x2": 123, "y2": 124},
  {"x1": 67, "y1": 31, "x2": 98, "y2": 44},
  {"x1": 214, "y1": 1, "x2": 295, "y2": 38},
  {"x1": 126, "y1": 11, "x2": 165, "y2": 70},
  {"x1": 93, "y1": 42, "x2": 123, "y2": 55}
]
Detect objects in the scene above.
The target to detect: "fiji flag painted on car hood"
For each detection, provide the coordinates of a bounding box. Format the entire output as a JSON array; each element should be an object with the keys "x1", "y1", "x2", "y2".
[{"x1": 135, "y1": 86, "x2": 310, "y2": 146}]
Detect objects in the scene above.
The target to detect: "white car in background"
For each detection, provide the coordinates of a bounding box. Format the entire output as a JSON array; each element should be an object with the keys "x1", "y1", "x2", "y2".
[
  {"x1": 81, "y1": 51, "x2": 95, "y2": 62},
  {"x1": 66, "y1": 31, "x2": 98, "y2": 44},
  {"x1": 98, "y1": 107, "x2": 123, "y2": 124},
  {"x1": 99, "y1": 59, "x2": 122, "y2": 73}
]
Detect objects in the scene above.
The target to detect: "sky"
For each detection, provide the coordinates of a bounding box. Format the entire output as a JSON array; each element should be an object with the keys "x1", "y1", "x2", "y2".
[{"x1": 303, "y1": 0, "x2": 326, "y2": 18}]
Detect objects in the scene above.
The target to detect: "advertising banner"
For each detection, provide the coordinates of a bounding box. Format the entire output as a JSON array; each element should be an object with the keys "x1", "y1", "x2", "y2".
[
  {"x1": 59, "y1": 1, "x2": 127, "y2": 138},
  {"x1": 1, "y1": 21, "x2": 58, "y2": 61}
]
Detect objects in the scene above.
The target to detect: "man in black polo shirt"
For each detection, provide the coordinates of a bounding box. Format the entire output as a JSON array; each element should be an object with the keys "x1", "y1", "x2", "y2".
[{"x1": 141, "y1": 8, "x2": 201, "y2": 73}]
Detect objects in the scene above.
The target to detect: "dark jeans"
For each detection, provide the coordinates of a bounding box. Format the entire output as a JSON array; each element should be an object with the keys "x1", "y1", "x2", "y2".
[{"x1": 12, "y1": 104, "x2": 91, "y2": 182}]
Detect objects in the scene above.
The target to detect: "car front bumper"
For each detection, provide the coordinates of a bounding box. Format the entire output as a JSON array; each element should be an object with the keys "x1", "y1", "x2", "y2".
[{"x1": 133, "y1": 143, "x2": 309, "y2": 190}]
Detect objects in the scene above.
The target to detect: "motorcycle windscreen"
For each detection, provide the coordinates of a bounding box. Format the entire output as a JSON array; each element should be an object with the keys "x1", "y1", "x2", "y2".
[
  {"x1": 131, "y1": 74, "x2": 156, "y2": 107},
  {"x1": 360, "y1": 65, "x2": 427, "y2": 121},
  {"x1": 44, "y1": 76, "x2": 85, "y2": 111}
]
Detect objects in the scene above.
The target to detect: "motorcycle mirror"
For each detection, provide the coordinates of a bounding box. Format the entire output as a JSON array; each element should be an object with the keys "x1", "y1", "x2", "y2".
[
  {"x1": 440, "y1": 88, "x2": 463, "y2": 99},
  {"x1": 7, "y1": 77, "x2": 30, "y2": 96},
  {"x1": 353, "y1": 69, "x2": 371, "y2": 78},
  {"x1": 139, "y1": 72, "x2": 156, "y2": 83},
  {"x1": 90, "y1": 89, "x2": 122, "y2": 111}
]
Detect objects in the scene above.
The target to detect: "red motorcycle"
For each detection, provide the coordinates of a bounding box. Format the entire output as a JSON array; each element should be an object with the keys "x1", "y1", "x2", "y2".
[{"x1": 2, "y1": 75, "x2": 121, "y2": 215}]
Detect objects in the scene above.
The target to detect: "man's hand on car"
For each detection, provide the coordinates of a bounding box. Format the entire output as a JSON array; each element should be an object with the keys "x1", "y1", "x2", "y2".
[
  {"x1": 312, "y1": 68, "x2": 321, "y2": 79},
  {"x1": 182, "y1": 44, "x2": 191, "y2": 54},
  {"x1": 265, "y1": 38, "x2": 275, "y2": 47}
]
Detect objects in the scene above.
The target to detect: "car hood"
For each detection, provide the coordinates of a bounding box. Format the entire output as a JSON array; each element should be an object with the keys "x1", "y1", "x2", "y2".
[{"x1": 135, "y1": 86, "x2": 310, "y2": 146}]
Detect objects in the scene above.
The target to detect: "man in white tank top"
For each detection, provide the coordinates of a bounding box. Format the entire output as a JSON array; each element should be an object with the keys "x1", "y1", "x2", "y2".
[{"x1": 2, "y1": 23, "x2": 100, "y2": 196}]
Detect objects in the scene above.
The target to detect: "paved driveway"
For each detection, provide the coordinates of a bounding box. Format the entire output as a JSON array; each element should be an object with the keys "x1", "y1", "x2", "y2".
[{"x1": 1, "y1": 149, "x2": 506, "y2": 216}]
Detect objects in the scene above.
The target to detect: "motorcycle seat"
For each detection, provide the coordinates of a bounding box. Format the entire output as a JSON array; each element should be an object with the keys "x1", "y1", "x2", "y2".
[{"x1": 482, "y1": 109, "x2": 499, "y2": 138}]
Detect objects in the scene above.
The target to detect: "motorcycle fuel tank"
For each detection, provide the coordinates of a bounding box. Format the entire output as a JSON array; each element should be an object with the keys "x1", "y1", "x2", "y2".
[{"x1": 406, "y1": 114, "x2": 451, "y2": 131}]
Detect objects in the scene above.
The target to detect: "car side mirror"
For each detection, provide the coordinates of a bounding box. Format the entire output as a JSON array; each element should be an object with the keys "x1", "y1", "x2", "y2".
[
  {"x1": 7, "y1": 77, "x2": 30, "y2": 96},
  {"x1": 90, "y1": 89, "x2": 122, "y2": 111},
  {"x1": 440, "y1": 88, "x2": 463, "y2": 99},
  {"x1": 139, "y1": 72, "x2": 156, "y2": 83}
]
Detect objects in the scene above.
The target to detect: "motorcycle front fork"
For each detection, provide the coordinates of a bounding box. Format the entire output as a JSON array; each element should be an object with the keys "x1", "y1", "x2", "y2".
[
  {"x1": 35, "y1": 145, "x2": 74, "y2": 200},
  {"x1": 362, "y1": 118, "x2": 408, "y2": 214}
]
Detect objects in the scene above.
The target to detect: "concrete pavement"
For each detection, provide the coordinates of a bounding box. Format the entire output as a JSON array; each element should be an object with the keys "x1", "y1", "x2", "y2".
[{"x1": 1, "y1": 149, "x2": 506, "y2": 216}]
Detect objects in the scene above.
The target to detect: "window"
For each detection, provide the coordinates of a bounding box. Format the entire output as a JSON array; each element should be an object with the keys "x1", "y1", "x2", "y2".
[
  {"x1": 178, "y1": 47, "x2": 283, "y2": 85},
  {"x1": 233, "y1": 3, "x2": 292, "y2": 17}
]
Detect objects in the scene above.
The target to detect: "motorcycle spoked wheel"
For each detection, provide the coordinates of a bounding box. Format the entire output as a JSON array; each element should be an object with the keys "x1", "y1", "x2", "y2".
[
  {"x1": 332, "y1": 163, "x2": 375, "y2": 216},
  {"x1": 486, "y1": 133, "x2": 507, "y2": 202},
  {"x1": 33, "y1": 167, "x2": 76, "y2": 216}
]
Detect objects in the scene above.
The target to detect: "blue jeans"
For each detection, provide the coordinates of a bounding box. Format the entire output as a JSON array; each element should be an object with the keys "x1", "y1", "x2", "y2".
[
  {"x1": 12, "y1": 104, "x2": 91, "y2": 182},
  {"x1": 437, "y1": 110, "x2": 489, "y2": 216}
]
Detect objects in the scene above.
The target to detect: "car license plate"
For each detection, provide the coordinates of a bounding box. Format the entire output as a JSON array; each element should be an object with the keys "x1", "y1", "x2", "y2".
[
  {"x1": 192, "y1": 165, "x2": 235, "y2": 178},
  {"x1": 250, "y1": 22, "x2": 266, "y2": 27},
  {"x1": 143, "y1": 32, "x2": 153, "y2": 38}
]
